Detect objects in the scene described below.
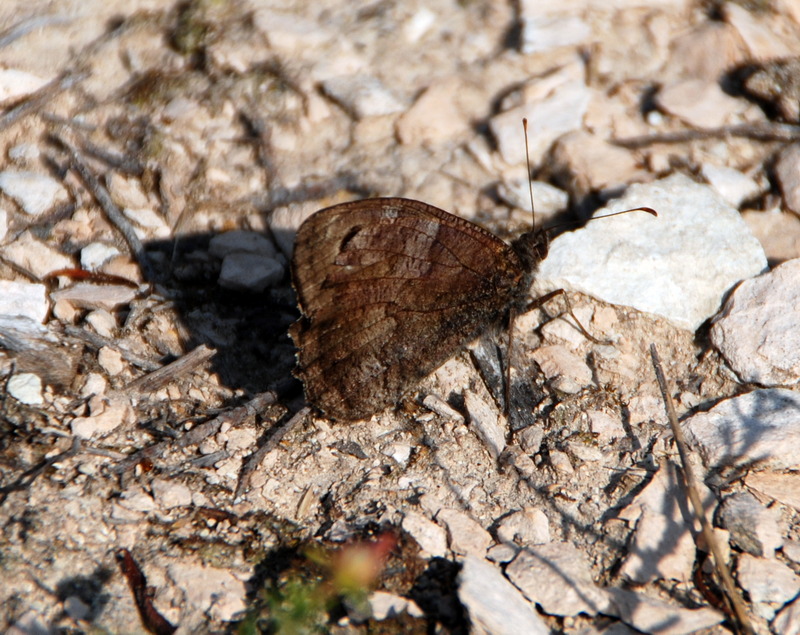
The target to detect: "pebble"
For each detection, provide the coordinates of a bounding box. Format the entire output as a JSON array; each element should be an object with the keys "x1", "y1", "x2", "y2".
[
  {"x1": 0, "y1": 68, "x2": 49, "y2": 105},
  {"x1": 536, "y1": 173, "x2": 767, "y2": 331},
  {"x1": 401, "y1": 510, "x2": 448, "y2": 557},
  {"x1": 368, "y1": 591, "x2": 423, "y2": 620},
  {"x1": 496, "y1": 508, "x2": 550, "y2": 546},
  {"x1": 700, "y1": 163, "x2": 761, "y2": 208},
  {"x1": 506, "y1": 542, "x2": 613, "y2": 616},
  {"x1": 684, "y1": 388, "x2": 800, "y2": 470},
  {"x1": 656, "y1": 79, "x2": 748, "y2": 128},
  {"x1": 530, "y1": 345, "x2": 593, "y2": 394},
  {"x1": 396, "y1": 78, "x2": 468, "y2": 145},
  {"x1": 464, "y1": 391, "x2": 505, "y2": 459},
  {"x1": 773, "y1": 597, "x2": 800, "y2": 635},
  {"x1": 497, "y1": 178, "x2": 568, "y2": 218},
  {"x1": 520, "y1": 12, "x2": 591, "y2": 54},
  {"x1": 458, "y1": 556, "x2": 549, "y2": 635},
  {"x1": 436, "y1": 508, "x2": 493, "y2": 558},
  {"x1": 0, "y1": 170, "x2": 68, "y2": 216},
  {"x1": 321, "y1": 74, "x2": 405, "y2": 119},
  {"x1": 421, "y1": 394, "x2": 465, "y2": 424},
  {"x1": 50, "y1": 283, "x2": 137, "y2": 311},
  {"x1": 548, "y1": 130, "x2": 644, "y2": 200},
  {"x1": 106, "y1": 173, "x2": 151, "y2": 209},
  {"x1": 71, "y1": 394, "x2": 134, "y2": 439},
  {"x1": 80, "y1": 242, "x2": 121, "y2": 271},
  {"x1": 7, "y1": 372, "x2": 44, "y2": 406},
  {"x1": 168, "y1": 562, "x2": 246, "y2": 622},
  {"x1": 711, "y1": 258, "x2": 800, "y2": 385},
  {"x1": 208, "y1": 230, "x2": 277, "y2": 258},
  {"x1": 775, "y1": 142, "x2": 800, "y2": 214},
  {"x1": 719, "y1": 491, "x2": 783, "y2": 557},
  {"x1": 618, "y1": 461, "x2": 712, "y2": 583},
  {"x1": 516, "y1": 424, "x2": 544, "y2": 454},
  {"x1": 218, "y1": 253, "x2": 284, "y2": 292},
  {"x1": 723, "y1": 3, "x2": 794, "y2": 60},
  {"x1": 1, "y1": 230, "x2": 73, "y2": 278},
  {"x1": 606, "y1": 587, "x2": 724, "y2": 634},
  {"x1": 0, "y1": 280, "x2": 48, "y2": 322},
  {"x1": 490, "y1": 63, "x2": 590, "y2": 165},
  {"x1": 736, "y1": 554, "x2": 800, "y2": 619},
  {"x1": 122, "y1": 206, "x2": 170, "y2": 238},
  {"x1": 742, "y1": 209, "x2": 800, "y2": 264},
  {"x1": 85, "y1": 309, "x2": 117, "y2": 337},
  {"x1": 97, "y1": 346, "x2": 125, "y2": 376},
  {"x1": 151, "y1": 478, "x2": 193, "y2": 509},
  {"x1": 745, "y1": 471, "x2": 800, "y2": 513}
]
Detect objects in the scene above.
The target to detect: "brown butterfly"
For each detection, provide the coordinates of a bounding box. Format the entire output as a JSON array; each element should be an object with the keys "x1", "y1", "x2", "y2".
[{"x1": 289, "y1": 197, "x2": 548, "y2": 421}]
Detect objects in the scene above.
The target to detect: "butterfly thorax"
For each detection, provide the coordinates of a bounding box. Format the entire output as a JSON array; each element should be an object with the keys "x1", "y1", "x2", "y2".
[{"x1": 510, "y1": 229, "x2": 549, "y2": 278}]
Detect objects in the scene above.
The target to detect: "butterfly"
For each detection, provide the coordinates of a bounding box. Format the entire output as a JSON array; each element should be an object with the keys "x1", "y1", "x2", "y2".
[{"x1": 289, "y1": 197, "x2": 549, "y2": 421}]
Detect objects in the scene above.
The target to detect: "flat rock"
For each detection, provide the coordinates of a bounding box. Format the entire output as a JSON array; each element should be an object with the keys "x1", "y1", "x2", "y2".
[
  {"x1": 168, "y1": 562, "x2": 247, "y2": 622},
  {"x1": 506, "y1": 542, "x2": 613, "y2": 616},
  {"x1": 464, "y1": 391, "x2": 505, "y2": 459},
  {"x1": 496, "y1": 508, "x2": 550, "y2": 546},
  {"x1": 656, "y1": 79, "x2": 748, "y2": 128},
  {"x1": 711, "y1": 258, "x2": 800, "y2": 385},
  {"x1": 80, "y1": 242, "x2": 121, "y2": 271},
  {"x1": 458, "y1": 556, "x2": 549, "y2": 635},
  {"x1": 737, "y1": 553, "x2": 800, "y2": 619},
  {"x1": 1, "y1": 230, "x2": 73, "y2": 278},
  {"x1": 401, "y1": 510, "x2": 448, "y2": 557},
  {"x1": 531, "y1": 344, "x2": 593, "y2": 394},
  {"x1": 7, "y1": 373, "x2": 44, "y2": 406},
  {"x1": 700, "y1": 163, "x2": 761, "y2": 208},
  {"x1": 719, "y1": 491, "x2": 783, "y2": 557},
  {"x1": 396, "y1": 78, "x2": 469, "y2": 145},
  {"x1": 773, "y1": 595, "x2": 800, "y2": 635},
  {"x1": 50, "y1": 283, "x2": 137, "y2": 312},
  {"x1": 218, "y1": 253, "x2": 284, "y2": 292},
  {"x1": 618, "y1": 460, "x2": 714, "y2": 583},
  {"x1": 321, "y1": 74, "x2": 405, "y2": 119},
  {"x1": 0, "y1": 170, "x2": 68, "y2": 216},
  {"x1": 436, "y1": 508, "x2": 493, "y2": 558},
  {"x1": 607, "y1": 587, "x2": 724, "y2": 635},
  {"x1": 684, "y1": 388, "x2": 800, "y2": 470},
  {"x1": 520, "y1": 12, "x2": 591, "y2": 54},
  {"x1": 0, "y1": 280, "x2": 48, "y2": 322},
  {"x1": 742, "y1": 209, "x2": 800, "y2": 264},
  {"x1": 745, "y1": 471, "x2": 800, "y2": 512},
  {"x1": 536, "y1": 174, "x2": 767, "y2": 331}
]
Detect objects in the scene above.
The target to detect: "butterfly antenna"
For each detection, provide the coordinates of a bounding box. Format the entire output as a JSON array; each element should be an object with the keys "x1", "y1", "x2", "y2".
[{"x1": 522, "y1": 118, "x2": 537, "y2": 232}]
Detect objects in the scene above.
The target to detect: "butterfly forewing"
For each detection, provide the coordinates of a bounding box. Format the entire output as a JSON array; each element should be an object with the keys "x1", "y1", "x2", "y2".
[{"x1": 290, "y1": 198, "x2": 526, "y2": 421}]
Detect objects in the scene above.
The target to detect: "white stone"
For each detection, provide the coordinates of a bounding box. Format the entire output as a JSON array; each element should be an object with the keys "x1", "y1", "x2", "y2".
[
  {"x1": 50, "y1": 283, "x2": 137, "y2": 312},
  {"x1": 0, "y1": 280, "x2": 48, "y2": 322},
  {"x1": 520, "y1": 14, "x2": 591, "y2": 54},
  {"x1": 8, "y1": 373, "x2": 44, "y2": 406},
  {"x1": 656, "y1": 79, "x2": 748, "y2": 129},
  {"x1": 123, "y1": 207, "x2": 170, "y2": 237},
  {"x1": 497, "y1": 178, "x2": 568, "y2": 218},
  {"x1": 531, "y1": 345, "x2": 593, "y2": 394},
  {"x1": 86, "y1": 309, "x2": 117, "y2": 337},
  {"x1": 1, "y1": 230, "x2": 73, "y2": 278},
  {"x1": 712, "y1": 259, "x2": 800, "y2": 385},
  {"x1": 737, "y1": 554, "x2": 800, "y2": 619},
  {"x1": 151, "y1": 478, "x2": 193, "y2": 509},
  {"x1": 436, "y1": 508, "x2": 493, "y2": 558},
  {"x1": 745, "y1": 471, "x2": 800, "y2": 513},
  {"x1": 321, "y1": 74, "x2": 405, "y2": 119},
  {"x1": 168, "y1": 562, "x2": 247, "y2": 622},
  {"x1": 618, "y1": 461, "x2": 714, "y2": 583},
  {"x1": 701, "y1": 164, "x2": 761, "y2": 208},
  {"x1": 368, "y1": 591, "x2": 422, "y2": 620},
  {"x1": 401, "y1": 510, "x2": 448, "y2": 557},
  {"x1": 71, "y1": 394, "x2": 134, "y2": 439},
  {"x1": 458, "y1": 556, "x2": 549, "y2": 635},
  {"x1": 536, "y1": 174, "x2": 767, "y2": 331},
  {"x1": 607, "y1": 587, "x2": 724, "y2": 634},
  {"x1": 396, "y1": 78, "x2": 468, "y2": 145},
  {"x1": 773, "y1": 595, "x2": 800, "y2": 635},
  {"x1": 506, "y1": 542, "x2": 613, "y2": 616},
  {"x1": 719, "y1": 492, "x2": 783, "y2": 557},
  {"x1": 497, "y1": 508, "x2": 550, "y2": 546},
  {"x1": 97, "y1": 346, "x2": 125, "y2": 376},
  {"x1": 80, "y1": 242, "x2": 121, "y2": 270},
  {"x1": 684, "y1": 388, "x2": 800, "y2": 470},
  {"x1": 403, "y1": 8, "x2": 436, "y2": 43},
  {"x1": 209, "y1": 230, "x2": 277, "y2": 258},
  {"x1": 490, "y1": 64, "x2": 590, "y2": 165},
  {"x1": 776, "y1": 143, "x2": 800, "y2": 214},
  {"x1": 218, "y1": 253, "x2": 284, "y2": 292},
  {"x1": 0, "y1": 69, "x2": 49, "y2": 105},
  {"x1": 0, "y1": 170, "x2": 68, "y2": 216},
  {"x1": 464, "y1": 391, "x2": 505, "y2": 459}
]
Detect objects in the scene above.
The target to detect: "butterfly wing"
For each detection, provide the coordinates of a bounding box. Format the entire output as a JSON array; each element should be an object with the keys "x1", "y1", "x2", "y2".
[{"x1": 290, "y1": 198, "x2": 525, "y2": 421}]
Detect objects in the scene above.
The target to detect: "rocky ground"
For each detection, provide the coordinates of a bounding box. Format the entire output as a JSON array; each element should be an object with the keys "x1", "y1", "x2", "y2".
[{"x1": 1, "y1": 0, "x2": 800, "y2": 633}]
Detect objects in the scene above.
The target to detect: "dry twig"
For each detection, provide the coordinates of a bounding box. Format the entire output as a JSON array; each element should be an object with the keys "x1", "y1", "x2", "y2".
[{"x1": 124, "y1": 344, "x2": 216, "y2": 393}]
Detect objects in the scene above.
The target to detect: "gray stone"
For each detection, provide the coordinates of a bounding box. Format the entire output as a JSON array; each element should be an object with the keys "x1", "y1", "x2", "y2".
[
  {"x1": 458, "y1": 556, "x2": 549, "y2": 635},
  {"x1": 684, "y1": 388, "x2": 800, "y2": 470},
  {"x1": 537, "y1": 174, "x2": 767, "y2": 331},
  {"x1": 719, "y1": 491, "x2": 782, "y2": 557}
]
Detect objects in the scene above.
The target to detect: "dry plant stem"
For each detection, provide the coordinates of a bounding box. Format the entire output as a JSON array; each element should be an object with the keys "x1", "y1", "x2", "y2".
[
  {"x1": 234, "y1": 406, "x2": 311, "y2": 499},
  {"x1": 0, "y1": 437, "x2": 81, "y2": 506},
  {"x1": 614, "y1": 121, "x2": 800, "y2": 148},
  {"x1": 111, "y1": 390, "x2": 281, "y2": 475},
  {"x1": 124, "y1": 344, "x2": 216, "y2": 393},
  {"x1": 64, "y1": 324, "x2": 161, "y2": 371},
  {"x1": 59, "y1": 136, "x2": 156, "y2": 281},
  {"x1": 649, "y1": 344, "x2": 754, "y2": 635},
  {"x1": 0, "y1": 71, "x2": 85, "y2": 132}
]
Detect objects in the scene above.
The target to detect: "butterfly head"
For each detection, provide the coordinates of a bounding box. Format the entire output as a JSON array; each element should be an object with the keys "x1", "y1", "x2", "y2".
[{"x1": 510, "y1": 227, "x2": 549, "y2": 275}]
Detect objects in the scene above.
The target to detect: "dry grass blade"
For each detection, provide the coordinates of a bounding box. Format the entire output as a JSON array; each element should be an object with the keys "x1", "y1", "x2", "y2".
[
  {"x1": 649, "y1": 343, "x2": 754, "y2": 635},
  {"x1": 124, "y1": 344, "x2": 216, "y2": 393}
]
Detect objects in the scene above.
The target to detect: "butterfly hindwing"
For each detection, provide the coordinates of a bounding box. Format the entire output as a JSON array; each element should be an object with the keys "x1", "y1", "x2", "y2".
[{"x1": 290, "y1": 198, "x2": 526, "y2": 421}]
